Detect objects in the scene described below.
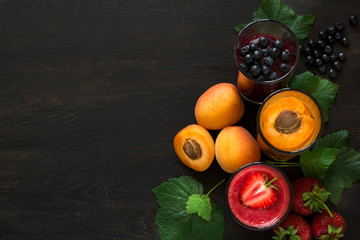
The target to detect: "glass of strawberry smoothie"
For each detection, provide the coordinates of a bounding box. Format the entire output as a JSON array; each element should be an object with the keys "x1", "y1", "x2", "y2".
[{"x1": 226, "y1": 162, "x2": 292, "y2": 230}]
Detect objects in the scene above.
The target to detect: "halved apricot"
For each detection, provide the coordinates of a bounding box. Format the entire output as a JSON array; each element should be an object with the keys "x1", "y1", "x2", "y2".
[
  {"x1": 261, "y1": 96, "x2": 315, "y2": 151},
  {"x1": 173, "y1": 124, "x2": 215, "y2": 172}
]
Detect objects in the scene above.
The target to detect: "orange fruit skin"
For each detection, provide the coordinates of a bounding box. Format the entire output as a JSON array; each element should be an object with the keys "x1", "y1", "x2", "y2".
[
  {"x1": 215, "y1": 126, "x2": 261, "y2": 173},
  {"x1": 195, "y1": 83, "x2": 244, "y2": 130},
  {"x1": 173, "y1": 124, "x2": 215, "y2": 172}
]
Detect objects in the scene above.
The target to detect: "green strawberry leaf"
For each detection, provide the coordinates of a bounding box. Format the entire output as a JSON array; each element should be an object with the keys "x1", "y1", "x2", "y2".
[
  {"x1": 235, "y1": 0, "x2": 315, "y2": 43},
  {"x1": 152, "y1": 176, "x2": 225, "y2": 240},
  {"x1": 322, "y1": 147, "x2": 360, "y2": 205},
  {"x1": 300, "y1": 147, "x2": 338, "y2": 180},
  {"x1": 290, "y1": 71, "x2": 339, "y2": 122},
  {"x1": 186, "y1": 194, "x2": 212, "y2": 221},
  {"x1": 313, "y1": 130, "x2": 349, "y2": 149}
]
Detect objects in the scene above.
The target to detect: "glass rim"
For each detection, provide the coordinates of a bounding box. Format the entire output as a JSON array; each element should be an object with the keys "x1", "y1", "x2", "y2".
[
  {"x1": 256, "y1": 88, "x2": 325, "y2": 155},
  {"x1": 225, "y1": 162, "x2": 293, "y2": 231},
  {"x1": 234, "y1": 19, "x2": 300, "y2": 85}
]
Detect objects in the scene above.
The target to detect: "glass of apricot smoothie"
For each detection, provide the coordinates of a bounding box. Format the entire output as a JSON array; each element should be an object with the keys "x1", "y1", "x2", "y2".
[
  {"x1": 227, "y1": 162, "x2": 292, "y2": 230},
  {"x1": 234, "y1": 19, "x2": 299, "y2": 104},
  {"x1": 257, "y1": 88, "x2": 324, "y2": 161}
]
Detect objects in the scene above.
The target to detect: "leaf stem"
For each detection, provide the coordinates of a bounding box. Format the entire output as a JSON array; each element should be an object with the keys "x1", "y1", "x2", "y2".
[
  {"x1": 314, "y1": 196, "x2": 334, "y2": 218},
  {"x1": 207, "y1": 179, "x2": 225, "y2": 197}
]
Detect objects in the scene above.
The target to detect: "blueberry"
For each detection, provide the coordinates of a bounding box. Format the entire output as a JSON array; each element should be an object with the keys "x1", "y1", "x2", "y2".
[
  {"x1": 307, "y1": 39, "x2": 316, "y2": 48},
  {"x1": 333, "y1": 60, "x2": 341, "y2": 71},
  {"x1": 273, "y1": 40, "x2": 284, "y2": 49},
  {"x1": 239, "y1": 63, "x2": 249, "y2": 72},
  {"x1": 261, "y1": 65, "x2": 271, "y2": 75},
  {"x1": 318, "y1": 30, "x2": 327, "y2": 40},
  {"x1": 313, "y1": 49, "x2": 321, "y2": 58},
  {"x1": 328, "y1": 68, "x2": 337, "y2": 78},
  {"x1": 341, "y1": 37, "x2": 349, "y2": 46},
  {"x1": 299, "y1": 45, "x2": 304, "y2": 54},
  {"x1": 317, "y1": 40, "x2": 325, "y2": 49},
  {"x1": 253, "y1": 50, "x2": 262, "y2": 60},
  {"x1": 326, "y1": 35, "x2": 335, "y2": 43},
  {"x1": 281, "y1": 50, "x2": 291, "y2": 62},
  {"x1": 264, "y1": 56, "x2": 274, "y2": 66},
  {"x1": 250, "y1": 43, "x2": 258, "y2": 51},
  {"x1": 280, "y1": 63, "x2": 291, "y2": 73},
  {"x1": 318, "y1": 64, "x2": 327, "y2": 74},
  {"x1": 315, "y1": 58, "x2": 323, "y2": 67},
  {"x1": 250, "y1": 64, "x2": 261, "y2": 77},
  {"x1": 338, "y1": 52, "x2": 346, "y2": 61},
  {"x1": 321, "y1": 54, "x2": 330, "y2": 63},
  {"x1": 324, "y1": 45, "x2": 332, "y2": 54},
  {"x1": 240, "y1": 46, "x2": 250, "y2": 56},
  {"x1": 327, "y1": 25, "x2": 336, "y2": 35},
  {"x1": 261, "y1": 48, "x2": 269, "y2": 57},
  {"x1": 349, "y1": 15, "x2": 358, "y2": 25},
  {"x1": 256, "y1": 75, "x2": 265, "y2": 81},
  {"x1": 270, "y1": 47, "x2": 281, "y2": 58},
  {"x1": 305, "y1": 55, "x2": 315, "y2": 66},
  {"x1": 259, "y1": 37, "x2": 269, "y2": 48},
  {"x1": 334, "y1": 32, "x2": 342, "y2": 40},
  {"x1": 330, "y1": 53, "x2": 337, "y2": 62},
  {"x1": 304, "y1": 47, "x2": 312, "y2": 56},
  {"x1": 268, "y1": 71, "x2": 279, "y2": 80},
  {"x1": 335, "y1": 21, "x2": 345, "y2": 32},
  {"x1": 244, "y1": 53, "x2": 253, "y2": 64}
]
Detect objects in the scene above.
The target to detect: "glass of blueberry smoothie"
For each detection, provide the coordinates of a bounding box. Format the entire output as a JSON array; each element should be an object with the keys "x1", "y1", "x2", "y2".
[{"x1": 234, "y1": 19, "x2": 299, "y2": 104}]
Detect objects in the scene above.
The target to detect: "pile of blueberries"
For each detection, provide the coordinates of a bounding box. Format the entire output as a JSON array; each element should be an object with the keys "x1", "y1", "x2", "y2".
[
  {"x1": 238, "y1": 37, "x2": 293, "y2": 81},
  {"x1": 300, "y1": 15, "x2": 358, "y2": 79}
]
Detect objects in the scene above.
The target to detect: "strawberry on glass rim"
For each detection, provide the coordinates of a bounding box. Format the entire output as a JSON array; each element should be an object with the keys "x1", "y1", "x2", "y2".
[{"x1": 227, "y1": 162, "x2": 292, "y2": 230}]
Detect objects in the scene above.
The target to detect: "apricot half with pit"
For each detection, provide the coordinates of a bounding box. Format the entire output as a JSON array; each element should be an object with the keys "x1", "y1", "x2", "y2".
[
  {"x1": 174, "y1": 124, "x2": 215, "y2": 172},
  {"x1": 195, "y1": 83, "x2": 244, "y2": 130},
  {"x1": 261, "y1": 96, "x2": 315, "y2": 151},
  {"x1": 215, "y1": 126, "x2": 261, "y2": 173}
]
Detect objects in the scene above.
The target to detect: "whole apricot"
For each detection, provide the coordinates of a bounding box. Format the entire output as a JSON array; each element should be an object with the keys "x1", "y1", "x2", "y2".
[
  {"x1": 195, "y1": 83, "x2": 244, "y2": 130},
  {"x1": 174, "y1": 124, "x2": 215, "y2": 172},
  {"x1": 215, "y1": 126, "x2": 261, "y2": 173},
  {"x1": 237, "y1": 71, "x2": 255, "y2": 96}
]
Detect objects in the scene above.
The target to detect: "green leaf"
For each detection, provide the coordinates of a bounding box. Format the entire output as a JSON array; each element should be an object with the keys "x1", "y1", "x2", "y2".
[
  {"x1": 313, "y1": 130, "x2": 349, "y2": 149},
  {"x1": 300, "y1": 148, "x2": 338, "y2": 179},
  {"x1": 186, "y1": 194, "x2": 212, "y2": 221},
  {"x1": 234, "y1": 23, "x2": 247, "y2": 33},
  {"x1": 322, "y1": 147, "x2": 360, "y2": 205},
  {"x1": 252, "y1": 0, "x2": 315, "y2": 43},
  {"x1": 290, "y1": 71, "x2": 339, "y2": 122},
  {"x1": 152, "y1": 176, "x2": 225, "y2": 240}
]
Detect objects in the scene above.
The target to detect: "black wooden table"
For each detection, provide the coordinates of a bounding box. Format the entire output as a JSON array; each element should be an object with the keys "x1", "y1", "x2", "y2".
[{"x1": 0, "y1": 0, "x2": 359, "y2": 239}]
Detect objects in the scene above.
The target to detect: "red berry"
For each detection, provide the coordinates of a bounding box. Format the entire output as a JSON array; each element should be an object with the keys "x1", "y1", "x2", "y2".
[
  {"x1": 239, "y1": 172, "x2": 278, "y2": 209},
  {"x1": 291, "y1": 177, "x2": 330, "y2": 216},
  {"x1": 273, "y1": 214, "x2": 311, "y2": 240},
  {"x1": 312, "y1": 210, "x2": 346, "y2": 239}
]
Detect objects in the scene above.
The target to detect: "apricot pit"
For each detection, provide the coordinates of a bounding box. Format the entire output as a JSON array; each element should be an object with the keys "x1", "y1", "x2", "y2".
[{"x1": 174, "y1": 124, "x2": 215, "y2": 172}]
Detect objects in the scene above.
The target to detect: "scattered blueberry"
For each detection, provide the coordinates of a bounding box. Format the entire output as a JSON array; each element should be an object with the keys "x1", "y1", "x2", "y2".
[
  {"x1": 327, "y1": 25, "x2": 336, "y2": 35},
  {"x1": 338, "y1": 52, "x2": 346, "y2": 61},
  {"x1": 313, "y1": 49, "x2": 321, "y2": 58},
  {"x1": 326, "y1": 35, "x2": 335, "y2": 43},
  {"x1": 304, "y1": 47, "x2": 312, "y2": 55},
  {"x1": 341, "y1": 36, "x2": 349, "y2": 46},
  {"x1": 334, "y1": 32, "x2": 342, "y2": 40},
  {"x1": 307, "y1": 39, "x2": 316, "y2": 48},
  {"x1": 317, "y1": 40, "x2": 325, "y2": 49},
  {"x1": 305, "y1": 55, "x2": 315, "y2": 66},
  {"x1": 299, "y1": 45, "x2": 304, "y2": 54},
  {"x1": 324, "y1": 45, "x2": 332, "y2": 54},
  {"x1": 328, "y1": 68, "x2": 337, "y2": 78},
  {"x1": 315, "y1": 58, "x2": 323, "y2": 67},
  {"x1": 335, "y1": 21, "x2": 345, "y2": 31},
  {"x1": 330, "y1": 53, "x2": 337, "y2": 62},
  {"x1": 319, "y1": 64, "x2": 327, "y2": 74},
  {"x1": 322, "y1": 54, "x2": 330, "y2": 63},
  {"x1": 349, "y1": 15, "x2": 358, "y2": 25},
  {"x1": 318, "y1": 30, "x2": 327, "y2": 40},
  {"x1": 333, "y1": 60, "x2": 341, "y2": 71}
]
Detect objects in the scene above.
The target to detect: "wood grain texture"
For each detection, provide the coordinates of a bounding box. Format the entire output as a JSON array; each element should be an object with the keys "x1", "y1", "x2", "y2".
[{"x1": 0, "y1": 0, "x2": 359, "y2": 239}]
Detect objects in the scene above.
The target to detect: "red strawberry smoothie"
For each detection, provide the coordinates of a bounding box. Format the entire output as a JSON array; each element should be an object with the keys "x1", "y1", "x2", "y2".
[{"x1": 227, "y1": 162, "x2": 292, "y2": 230}]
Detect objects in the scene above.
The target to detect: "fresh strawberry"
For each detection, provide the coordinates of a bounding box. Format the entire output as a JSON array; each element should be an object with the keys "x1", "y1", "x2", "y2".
[
  {"x1": 311, "y1": 210, "x2": 346, "y2": 239},
  {"x1": 273, "y1": 214, "x2": 311, "y2": 240},
  {"x1": 239, "y1": 171, "x2": 278, "y2": 209},
  {"x1": 291, "y1": 176, "x2": 331, "y2": 216}
]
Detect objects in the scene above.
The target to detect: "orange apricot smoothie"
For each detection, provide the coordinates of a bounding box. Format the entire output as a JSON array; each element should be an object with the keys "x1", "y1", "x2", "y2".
[{"x1": 257, "y1": 88, "x2": 323, "y2": 161}]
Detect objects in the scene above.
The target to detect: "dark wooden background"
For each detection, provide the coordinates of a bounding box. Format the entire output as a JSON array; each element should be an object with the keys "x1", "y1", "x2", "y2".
[{"x1": 0, "y1": 0, "x2": 359, "y2": 239}]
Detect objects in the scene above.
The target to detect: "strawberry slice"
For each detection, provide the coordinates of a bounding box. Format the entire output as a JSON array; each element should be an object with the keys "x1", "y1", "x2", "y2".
[{"x1": 239, "y1": 171, "x2": 278, "y2": 209}]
